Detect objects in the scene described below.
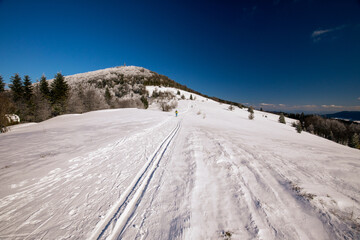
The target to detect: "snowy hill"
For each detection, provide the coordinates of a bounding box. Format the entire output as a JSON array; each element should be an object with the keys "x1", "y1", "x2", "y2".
[
  {"x1": 0, "y1": 91, "x2": 359, "y2": 239},
  {"x1": 42, "y1": 65, "x2": 243, "y2": 114}
]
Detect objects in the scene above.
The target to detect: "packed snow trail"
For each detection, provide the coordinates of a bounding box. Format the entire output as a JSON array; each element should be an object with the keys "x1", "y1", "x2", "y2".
[
  {"x1": 1, "y1": 94, "x2": 360, "y2": 239},
  {"x1": 90, "y1": 121, "x2": 181, "y2": 239},
  {"x1": 119, "y1": 114, "x2": 328, "y2": 239}
]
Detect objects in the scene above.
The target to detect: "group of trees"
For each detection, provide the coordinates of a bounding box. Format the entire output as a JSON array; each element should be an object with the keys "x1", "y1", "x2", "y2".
[
  {"x1": 0, "y1": 75, "x2": 13, "y2": 132},
  {"x1": 1, "y1": 71, "x2": 185, "y2": 132},
  {"x1": 302, "y1": 115, "x2": 360, "y2": 148},
  {"x1": 280, "y1": 112, "x2": 360, "y2": 149},
  {"x1": 142, "y1": 71, "x2": 244, "y2": 108},
  {"x1": 0, "y1": 73, "x2": 69, "y2": 131},
  {"x1": 152, "y1": 88, "x2": 178, "y2": 112}
]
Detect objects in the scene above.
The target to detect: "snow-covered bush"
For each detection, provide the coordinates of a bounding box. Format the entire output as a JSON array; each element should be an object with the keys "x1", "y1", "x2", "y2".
[
  {"x1": 160, "y1": 100, "x2": 178, "y2": 112},
  {"x1": 248, "y1": 112, "x2": 254, "y2": 120},
  {"x1": 296, "y1": 122, "x2": 302, "y2": 133}
]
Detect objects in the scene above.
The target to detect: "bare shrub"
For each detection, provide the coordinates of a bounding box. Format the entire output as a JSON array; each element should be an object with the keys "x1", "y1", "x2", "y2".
[
  {"x1": 156, "y1": 90, "x2": 177, "y2": 112},
  {"x1": 160, "y1": 100, "x2": 178, "y2": 112},
  {"x1": 114, "y1": 99, "x2": 142, "y2": 108}
]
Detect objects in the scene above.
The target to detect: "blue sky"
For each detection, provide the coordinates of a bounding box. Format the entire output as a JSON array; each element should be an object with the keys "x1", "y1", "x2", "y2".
[{"x1": 0, "y1": 0, "x2": 359, "y2": 113}]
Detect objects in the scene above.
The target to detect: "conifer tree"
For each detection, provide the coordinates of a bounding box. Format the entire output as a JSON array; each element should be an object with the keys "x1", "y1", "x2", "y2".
[
  {"x1": 23, "y1": 75, "x2": 33, "y2": 102},
  {"x1": 9, "y1": 74, "x2": 23, "y2": 102},
  {"x1": 248, "y1": 106, "x2": 254, "y2": 113},
  {"x1": 0, "y1": 75, "x2": 5, "y2": 92},
  {"x1": 190, "y1": 94, "x2": 193, "y2": 100},
  {"x1": 50, "y1": 72, "x2": 69, "y2": 115},
  {"x1": 39, "y1": 74, "x2": 50, "y2": 99},
  {"x1": 349, "y1": 133, "x2": 360, "y2": 149},
  {"x1": 279, "y1": 113, "x2": 286, "y2": 124},
  {"x1": 296, "y1": 122, "x2": 302, "y2": 133}
]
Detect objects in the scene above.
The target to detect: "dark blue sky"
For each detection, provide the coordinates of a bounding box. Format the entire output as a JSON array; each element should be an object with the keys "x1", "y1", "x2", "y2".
[{"x1": 1, "y1": 0, "x2": 359, "y2": 113}]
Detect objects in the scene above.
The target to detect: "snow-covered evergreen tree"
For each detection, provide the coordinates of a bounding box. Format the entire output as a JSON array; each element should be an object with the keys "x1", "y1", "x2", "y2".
[{"x1": 279, "y1": 113, "x2": 286, "y2": 124}]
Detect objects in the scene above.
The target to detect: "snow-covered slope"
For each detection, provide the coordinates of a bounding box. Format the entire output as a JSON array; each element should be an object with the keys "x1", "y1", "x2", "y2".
[{"x1": 0, "y1": 91, "x2": 359, "y2": 239}]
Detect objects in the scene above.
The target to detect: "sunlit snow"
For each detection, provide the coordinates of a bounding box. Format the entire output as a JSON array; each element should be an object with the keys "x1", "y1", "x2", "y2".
[{"x1": 0, "y1": 89, "x2": 359, "y2": 239}]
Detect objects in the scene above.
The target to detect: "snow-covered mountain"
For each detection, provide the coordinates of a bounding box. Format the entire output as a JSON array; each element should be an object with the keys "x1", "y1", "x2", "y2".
[
  {"x1": 45, "y1": 65, "x2": 242, "y2": 113},
  {"x1": 0, "y1": 87, "x2": 359, "y2": 239}
]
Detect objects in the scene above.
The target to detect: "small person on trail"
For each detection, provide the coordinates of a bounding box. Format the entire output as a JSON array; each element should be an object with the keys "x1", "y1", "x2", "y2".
[{"x1": 175, "y1": 110, "x2": 178, "y2": 117}]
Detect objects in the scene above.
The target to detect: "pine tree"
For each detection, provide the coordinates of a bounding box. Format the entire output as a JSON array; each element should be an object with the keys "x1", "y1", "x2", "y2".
[
  {"x1": 0, "y1": 75, "x2": 5, "y2": 92},
  {"x1": 23, "y1": 75, "x2": 33, "y2": 102},
  {"x1": 190, "y1": 94, "x2": 193, "y2": 100},
  {"x1": 39, "y1": 74, "x2": 50, "y2": 99},
  {"x1": 50, "y1": 72, "x2": 69, "y2": 115},
  {"x1": 279, "y1": 113, "x2": 286, "y2": 124},
  {"x1": 248, "y1": 106, "x2": 254, "y2": 113},
  {"x1": 9, "y1": 73, "x2": 23, "y2": 102},
  {"x1": 349, "y1": 133, "x2": 360, "y2": 149}
]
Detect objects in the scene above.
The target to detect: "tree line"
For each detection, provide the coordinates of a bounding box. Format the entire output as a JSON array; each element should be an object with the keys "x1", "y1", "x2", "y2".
[
  {"x1": 0, "y1": 73, "x2": 69, "y2": 131},
  {"x1": 283, "y1": 112, "x2": 360, "y2": 150}
]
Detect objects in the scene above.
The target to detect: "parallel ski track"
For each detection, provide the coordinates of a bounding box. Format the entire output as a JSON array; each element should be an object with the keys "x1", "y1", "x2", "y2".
[{"x1": 90, "y1": 121, "x2": 181, "y2": 240}]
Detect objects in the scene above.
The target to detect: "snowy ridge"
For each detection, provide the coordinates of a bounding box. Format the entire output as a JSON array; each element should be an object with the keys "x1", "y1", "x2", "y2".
[{"x1": 62, "y1": 66, "x2": 153, "y2": 86}]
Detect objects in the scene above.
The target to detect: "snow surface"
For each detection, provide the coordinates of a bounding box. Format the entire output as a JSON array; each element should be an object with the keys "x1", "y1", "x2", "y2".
[{"x1": 1, "y1": 89, "x2": 359, "y2": 239}]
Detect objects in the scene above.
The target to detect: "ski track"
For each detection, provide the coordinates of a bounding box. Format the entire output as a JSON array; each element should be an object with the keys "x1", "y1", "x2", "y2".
[
  {"x1": 90, "y1": 121, "x2": 181, "y2": 240},
  {"x1": 0, "y1": 116, "x2": 176, "y2": 239}
]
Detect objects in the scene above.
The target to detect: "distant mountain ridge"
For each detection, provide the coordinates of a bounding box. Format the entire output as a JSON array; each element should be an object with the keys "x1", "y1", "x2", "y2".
[{"x1": 323, "y1": 111, "x2": 360, "y2": 121}]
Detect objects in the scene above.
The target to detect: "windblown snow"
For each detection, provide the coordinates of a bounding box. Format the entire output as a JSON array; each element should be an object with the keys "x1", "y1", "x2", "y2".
[{"x1": 0, "y1": 88, "x2": 359, "y2": 239}]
